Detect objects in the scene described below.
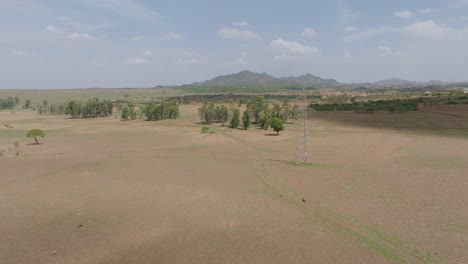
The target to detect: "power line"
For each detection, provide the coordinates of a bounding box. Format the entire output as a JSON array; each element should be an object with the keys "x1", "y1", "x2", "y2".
[{"x1": 295, "y1": 87, "x2": 311, "y2": 164}]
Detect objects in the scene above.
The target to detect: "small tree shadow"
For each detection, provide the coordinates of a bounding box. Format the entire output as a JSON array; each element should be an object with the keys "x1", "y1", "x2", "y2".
[
  {"x1": 264, "y1": 133, "x2": 279, "y2": 136},
  {"x1": 26, "y1": 143, "x2": 43, "y2": 146}
]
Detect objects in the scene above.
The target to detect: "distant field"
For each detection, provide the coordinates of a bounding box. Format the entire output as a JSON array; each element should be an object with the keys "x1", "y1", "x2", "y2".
[{"x1": 1, "y1": 104, "x2": 467, "y2": 264}]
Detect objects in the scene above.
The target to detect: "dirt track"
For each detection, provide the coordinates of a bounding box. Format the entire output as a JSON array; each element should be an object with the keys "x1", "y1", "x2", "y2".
[{"x1": 1, "y1": 106, "x2": 467, "y2": 264}]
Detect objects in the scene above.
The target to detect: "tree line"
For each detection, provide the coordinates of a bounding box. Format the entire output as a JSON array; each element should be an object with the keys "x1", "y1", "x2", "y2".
[
  {"x1": 198, "y1": 96, "x2": 299, "y2": 135},
  {"x1": 0, "y1": 96, "x2": 23, "y2": 110}
]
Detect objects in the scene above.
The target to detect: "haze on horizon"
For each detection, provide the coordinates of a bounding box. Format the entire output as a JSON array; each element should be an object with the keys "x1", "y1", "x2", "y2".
[{"x1": 1, "y1": 0, "x2": 468, "y2": 89}]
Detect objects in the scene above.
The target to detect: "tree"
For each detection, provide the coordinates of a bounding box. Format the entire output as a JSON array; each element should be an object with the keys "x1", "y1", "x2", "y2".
[
  {"x1": 247, "y1": 96, "x2": 268, "y2": 123},
  {"x1": 269, "y1": 117, "x2": 284, "y2": 135},
  {"x1": 218, "y1": 105, "x2": 229, "y2": 126},
  {"x1": 15, "y1": 96, "x2": 20, "y2": 106},
  {"x1": 24, "y1": 99, "x2": 31, "y2": 109},
  {"x1": 229, "y1": 107, "x2": 240, "y2": 128},
  {"x1": 271, "y1": 102, "x2": 282, "y2": 118},
  {"x1": 43, "y1": 99, "x2": 48, "y2": 107},
  {"x1": 291, "y1": 104, "x2": 300, "y2": 122},
  {"x1": 27, "y1": 129, "x2": 45, "y2": 144},
  {"x1": 121, "y1": 106, "x2": 129, "y2": 120},
  {"x1": 242, "y1": 109, "x2": 252, "y2": 130}
]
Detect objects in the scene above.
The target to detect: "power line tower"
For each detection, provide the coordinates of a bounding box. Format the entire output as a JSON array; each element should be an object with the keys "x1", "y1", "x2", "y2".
[{"x1": 295, "y1": 86, "x2": 311, "y2": 164}]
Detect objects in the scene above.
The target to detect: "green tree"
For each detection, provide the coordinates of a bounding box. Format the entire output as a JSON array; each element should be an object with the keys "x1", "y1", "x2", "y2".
[
  {"x1": 24, "y1": 99, "x2": 31, "y2": 109},
  {"x1": 291, "y1": 104, "x2": 300, "y2": 122},
  {"x1": 218, "y1": 105, "x2": 229, "y2": 126},
  {"x1": 247, "y1": 96, "x2": 268, "y2": 123},
  {"x1": 269, "y1": 117, "x2": 284, "y2": 135},
  {"x1": 271, "y1": 102, "x2": 282, "y2": 118},
  {"x1": 15, "y1": 96, "x2": 20, "y2": 106},
  {"x1": 121, "y1": 106, "x2": 130, "y2": 120},
  {"x1": 242, "y1": 109, "x2": 252, "y2": 130},
  {"x1": 43, "y1": 99, "x2": 48, "y2": 107},
  {"x1": 27, "y1": 129, "x2": 45, "y2": 144},
  {"x1": 229, "y1": 107, "x2": 240, "y2": 128}
]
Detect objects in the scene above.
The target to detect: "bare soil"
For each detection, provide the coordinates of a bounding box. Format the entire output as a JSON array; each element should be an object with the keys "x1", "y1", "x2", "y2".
[{"x1": 1, "y1": 105, "x2": 467, "y2": 264}]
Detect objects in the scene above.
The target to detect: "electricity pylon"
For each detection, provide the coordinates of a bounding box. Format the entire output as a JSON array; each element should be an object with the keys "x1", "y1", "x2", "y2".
[{"x1": 295, "y1": 87, "x2": 311, "y2": 164}]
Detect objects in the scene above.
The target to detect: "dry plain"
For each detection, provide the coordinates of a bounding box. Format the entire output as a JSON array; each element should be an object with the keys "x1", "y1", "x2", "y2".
[{"x1": 1, "y1": 104, "x2": 467, "y2": 264}]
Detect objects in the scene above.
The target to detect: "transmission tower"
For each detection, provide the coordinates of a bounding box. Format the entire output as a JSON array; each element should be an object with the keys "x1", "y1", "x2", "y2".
[{"x1": 295, "y1": 86, "x2": 311, "y2": 164}]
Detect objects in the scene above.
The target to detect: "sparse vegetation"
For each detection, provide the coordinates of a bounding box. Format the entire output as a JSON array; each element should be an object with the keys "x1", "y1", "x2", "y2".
[{"x1": 27, "y1": 129, "x2": 45, "y2": 144}]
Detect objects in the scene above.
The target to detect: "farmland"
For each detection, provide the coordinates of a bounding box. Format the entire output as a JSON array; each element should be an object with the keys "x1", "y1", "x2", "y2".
[{"x1": 1, "y1": 96, "x2": 467, "y2": 263}]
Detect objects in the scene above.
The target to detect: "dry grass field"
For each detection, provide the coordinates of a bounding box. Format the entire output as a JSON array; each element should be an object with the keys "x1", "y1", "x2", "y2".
[{"x1": 1, "y1": 105, "x2": 467, "y2": 264}]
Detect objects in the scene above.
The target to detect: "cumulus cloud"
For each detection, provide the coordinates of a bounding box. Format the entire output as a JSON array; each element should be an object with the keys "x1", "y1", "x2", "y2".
[
  {"x1": 344, "y1": 49, "x2": 352, "y2": 58},
  {"x1": 343, "y1": 20, "x2": 455, "y2": 42},
  {"x1": 131, "y1": 36, "x2": 144, "y2": 41},
  {"x1": 12, "y1": 50, "x2": 32, "y2": 56},
  {"x1": 335, "y1": 1, "x2": 360, "y2": 24},
  {"x1": 394, "y1": 10, "x2": 413, "y2": 18},
  {"x1": 162, "y1": 32, "x2": 183, "y2": 40},
  {"x1": 234, "y1": 58, "x2": 246, "y2": 65},
  {"x1": 270, "y1": 38, "x2": 320, "y2": 59},
  {"x1": 68, "y1": 33, "x2": 93, "y2": 40},
  {"x1": 45, "y1": 25, "x2": 62, "y2": 34},
  {"x1": 125, "y1": 57, "x2": 149, "y2": 65},
  {"x1": 378, "y1": 46, "x2": 392, "y2": 55},
  {"x1": 420, "y1": 8, "x2": 435, "y2": 13},
  {"x1": 345, "y1": 26, "x2": 358, "y2": 32},
  {"x1": 174, "y1": 57, "x2": 207, "y2": 65},
  {"x1": 232, "y1": 21, "x2": 248, "y2": 27},
  {"x1": 301, "y1": 28, "x2": 317, "y2": 37},
  {"x1": 342, "y1": 27, "x2": 396, "y2": 42},
  {"x1": 143, "y1": 50, "x2": 152, "y2": 56},
  {"x1": 218, "y1": 27, "x2": 260, "y2": 40},
  {"x1": 402, "y1": 20, "x2": 452, "y2": 38}
]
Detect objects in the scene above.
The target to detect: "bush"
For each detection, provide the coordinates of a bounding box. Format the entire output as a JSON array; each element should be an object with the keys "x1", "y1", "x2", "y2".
[{"x1": 201, "y1": 126, "x2": 210, "y2": 134}]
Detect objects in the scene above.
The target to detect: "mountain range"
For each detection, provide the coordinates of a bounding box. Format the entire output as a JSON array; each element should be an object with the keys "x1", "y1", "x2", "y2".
[
  {"x1": 190, "y1": 70, "x2": 340, "y2": 87},
  {"x1": 186, "y1": 70, "x2": 456, "y2": 88}
]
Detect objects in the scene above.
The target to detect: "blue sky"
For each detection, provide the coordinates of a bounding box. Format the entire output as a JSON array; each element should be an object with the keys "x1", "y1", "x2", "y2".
[{"x1": 1, "y1": 0, "x2": 468, "y2": 88}]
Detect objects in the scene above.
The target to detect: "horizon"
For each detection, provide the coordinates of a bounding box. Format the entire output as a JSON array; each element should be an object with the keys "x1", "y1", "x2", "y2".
[{"x1": 2, "y1": 1, "x2": 468, "y2": 89}]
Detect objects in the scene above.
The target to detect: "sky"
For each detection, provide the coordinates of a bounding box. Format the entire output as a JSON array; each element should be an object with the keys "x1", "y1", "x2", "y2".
[{"x1": 1, "y1": 0, "x2": 468, "y2": 89}]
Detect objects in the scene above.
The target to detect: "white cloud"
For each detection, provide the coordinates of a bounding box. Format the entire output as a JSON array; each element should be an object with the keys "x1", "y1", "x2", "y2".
[
  {"x1": 58, "y1": 17, "x2": 113, "y2": 31},
  {"x1": 45, "y1": 25, "x2": 62, "y2": 34},
  {"x1": 80, "y1": 0, "x2": 161, "y2": 20},
  {"x1": 378, "y1": 46, "x2": 392, "y2": 55},
  {"x1": 162, "y1": 32, "x2": 183, "y2": 40},
  {"x1": 131, "y1": 36, "x2": 144, "y2": 41},
  {"x1": 68, "y1": 33, "x2": 93, "y2": 40},
  {"x1": 174, "y1": 57, "x2": 207, "y2": 65},
  {"x1": 232, "y1": 21, "x2": 248, "y2": 27},
  {"x1": 402, "y1": 20, "x2": 452, "y2": 38},
  {"x1": 234, "y1": 58, "x2": 246, "y2": 65},
  {"x1": 143, "y1": 50, "x2": 152, "y2": 56},
  {"x1": 12, "y1": 50, "x2": 32, "y2": 56},
  {"x1": 342, "y1": 27, "x2": 396, "y2": 42},
  {"x1": 301, "y1": 28, "x2": 317, "y2": 37},
  {"x1": 335, "y1": 1, "x2": 360, "y2": 24},
  {"x1": 344, "y1": 49, "x2": 352, "y2": 58},
  {"x1": 270, "y1": 38, "x2": 320, "y2": 58},
  {"x1": 378, "y1": 46, "x2": 400, "y2": 55},
  {"x1": 419, "y1": 8, "x2": 435, "y2": 13},
  {"x1": 343, "y1": 20, "x2": 456, "y2": 42},
  {"x1": 125, "y1": 57, "x2": 149, "y2": 65},
  {"x1": 394, "y1": 10, "x2": 413, "y2": 18},
  {"x1": 218, "y1": 27, "x2": 260, "y2": 40},
  {"x1": 345, "y1": 26, "x2": 358, "y2": 32}
]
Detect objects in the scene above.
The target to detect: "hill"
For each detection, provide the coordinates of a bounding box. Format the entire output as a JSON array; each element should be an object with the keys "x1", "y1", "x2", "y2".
[
  {"x1": 190, "y1": 70, "x2": 340, "y2": 88},
  {"x1": 281, "y1": 73, "x2": 340, "y2": 86}
]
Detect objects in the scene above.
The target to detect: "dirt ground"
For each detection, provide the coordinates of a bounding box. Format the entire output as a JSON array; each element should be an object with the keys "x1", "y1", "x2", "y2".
[{"x1": 1, "y1": 105, "x2": 467, "y2": 264}]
